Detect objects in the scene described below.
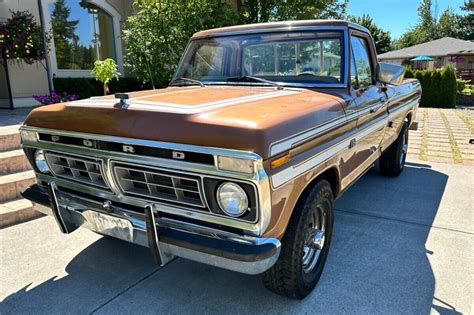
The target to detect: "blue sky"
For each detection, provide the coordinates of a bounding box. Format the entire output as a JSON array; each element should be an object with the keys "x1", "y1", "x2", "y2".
[
  {"x1": 48, "y1": 1, "x2": 95, "y2": 46},
  {"x1": 347, "y1": 0, "x2": 466, "y2": 39}
]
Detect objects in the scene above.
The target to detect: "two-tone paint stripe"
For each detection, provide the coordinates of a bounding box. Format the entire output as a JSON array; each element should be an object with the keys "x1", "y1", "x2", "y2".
[
  {"x1": 67, "y1": 89, "x2": 300, "y2": 114},
  {"x1": 270, "y1": 97, "x2": 419, "y2": 188},
  {"x1": 269, "y1": 95, "x2": 421, "y2": 157}
]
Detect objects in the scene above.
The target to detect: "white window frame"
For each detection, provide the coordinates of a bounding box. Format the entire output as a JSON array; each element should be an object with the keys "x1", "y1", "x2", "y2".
[{"x1": 42, "y1": 0, "x2": 123, "y2": 78}]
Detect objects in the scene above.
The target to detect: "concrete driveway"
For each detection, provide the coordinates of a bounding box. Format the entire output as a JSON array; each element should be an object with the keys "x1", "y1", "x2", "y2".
[{"x1": 1, "y1": 160, "x2": 472, "y2": 314}]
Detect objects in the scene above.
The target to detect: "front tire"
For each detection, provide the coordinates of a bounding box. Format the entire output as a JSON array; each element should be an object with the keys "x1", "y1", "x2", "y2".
[
  {"x1": 379, "y1": 121, "x2": 409, "y2": 177},
  {"x1": 262, "y1": 179, "x2": 334, "y2": 299}
]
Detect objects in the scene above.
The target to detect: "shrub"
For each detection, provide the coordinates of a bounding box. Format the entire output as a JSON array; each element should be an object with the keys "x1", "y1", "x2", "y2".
[
  {"x1": 461, "y1": 83, "x2": 473, "y2": 94},
  {"x1": 52, "y1": 77, "x2": 156, "y2": 99},
  {"x1": 404, "y1": 66, "x2": 414, "y2": 78},
  {"x1": 404, "y1": 66, "x2": 457, "y2": 108},
  {"x1": 456, "y1": 78, "x2": 470, "y2": 93},
  {"x1": 33, "y1": 91, "x2": 78, "y2": 105}
]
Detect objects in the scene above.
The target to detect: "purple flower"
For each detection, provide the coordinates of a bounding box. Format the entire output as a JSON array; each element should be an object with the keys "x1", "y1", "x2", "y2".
[{"x1": 32, "y1": 91, "x2": 80, "y2": 105}]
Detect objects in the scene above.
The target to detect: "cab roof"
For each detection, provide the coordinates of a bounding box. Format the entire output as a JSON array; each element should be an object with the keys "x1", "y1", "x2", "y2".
[{"x1": 193, "y1": 19, "x2": 369, "y2": 38}]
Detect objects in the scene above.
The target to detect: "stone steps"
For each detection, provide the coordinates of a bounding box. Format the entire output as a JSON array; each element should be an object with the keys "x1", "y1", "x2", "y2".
[
  {"x1": 0, "y1": 123, "x2": 41, "y2": 227},
  {"x1": 0, "y1": 170, "x2": 36, "y2": 203},
  {"x1": 0, "y1": 198, "x2": 43, "y2": 228},
  {"x1": 0, "y1": 149, "x2": 32, "y2": 175},
  {"x1": 0, "y1": 125, "x2": 22, "y2": 152}
]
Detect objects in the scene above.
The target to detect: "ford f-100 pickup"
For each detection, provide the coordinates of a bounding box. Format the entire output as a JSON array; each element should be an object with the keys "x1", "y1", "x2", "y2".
[{"x1": 20, "y1": 20, "x2": 421, "y2": 299}]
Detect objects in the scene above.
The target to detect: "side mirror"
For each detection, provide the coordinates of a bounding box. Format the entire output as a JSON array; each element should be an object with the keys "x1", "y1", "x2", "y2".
[{"x1": 376, "y1": 63, "x2": 405, "y2": 86}]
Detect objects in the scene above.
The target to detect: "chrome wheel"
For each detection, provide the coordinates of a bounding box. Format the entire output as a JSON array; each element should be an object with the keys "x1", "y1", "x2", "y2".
[{"x1": 302, "y1": 205, "x2": 326, "y2": 273}]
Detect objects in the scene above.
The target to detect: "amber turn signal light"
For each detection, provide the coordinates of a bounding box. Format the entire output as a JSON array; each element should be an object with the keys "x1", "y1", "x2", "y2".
[{"x1": 270, "y1": 154, "x2": 290, "y2": 169}]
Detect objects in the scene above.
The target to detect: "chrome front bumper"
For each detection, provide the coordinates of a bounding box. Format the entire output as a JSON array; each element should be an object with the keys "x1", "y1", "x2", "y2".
[{"x1": 22, "y1": 183, "x2": 280, "y2": 275}]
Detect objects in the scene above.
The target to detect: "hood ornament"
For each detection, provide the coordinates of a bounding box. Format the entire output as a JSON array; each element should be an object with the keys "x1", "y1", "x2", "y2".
[{"x1": 115, "y1": 93, "x2": 130, "y2": 109}]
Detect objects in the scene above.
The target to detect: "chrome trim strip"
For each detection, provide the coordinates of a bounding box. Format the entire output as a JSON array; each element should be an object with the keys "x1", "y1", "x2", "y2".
[
  {"x1": 21, "y1": 126, "x2": 261, "y2": 161},
  {"x1": 271, "y1": 98, "x2": 418, "y2": 188},
  {"x1": 270, "y1": 114, "x2": 350, "y2": 156},
  {"x1": 203, "y1": 81, "x2": 347, "y2": 89},
  {"x1": 268, "y1": 95, "x2": 420, "y2": 157},
  {"x1": 271, "y1": 116, "x2": 387, "y2": 188}
]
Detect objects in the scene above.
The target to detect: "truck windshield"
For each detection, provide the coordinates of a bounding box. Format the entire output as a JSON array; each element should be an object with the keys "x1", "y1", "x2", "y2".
[{"x1": 173, "y1": 31, "x2": 344, "y2": 86}]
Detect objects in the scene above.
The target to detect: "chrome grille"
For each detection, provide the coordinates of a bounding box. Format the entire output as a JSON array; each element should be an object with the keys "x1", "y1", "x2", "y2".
[
  {"x1": 45, "y1": 152, "x2": 108, "y2": 189},
  {"x1": 113, "y1": 163, "x2": 205, "y2": 208}
]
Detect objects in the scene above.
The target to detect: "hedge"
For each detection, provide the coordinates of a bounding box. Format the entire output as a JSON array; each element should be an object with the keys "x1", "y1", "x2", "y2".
[
  {"x1": 52, "y1": 77, "x2": 166, "y2": 99},
  {"x1": 404, "y1": 66, "x2": 457, "y2": 108}
]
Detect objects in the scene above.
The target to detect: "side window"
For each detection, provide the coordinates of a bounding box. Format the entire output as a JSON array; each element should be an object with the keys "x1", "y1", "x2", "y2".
[{"x1": 350, "y1": 36, "x2": 373, "y2": 89}]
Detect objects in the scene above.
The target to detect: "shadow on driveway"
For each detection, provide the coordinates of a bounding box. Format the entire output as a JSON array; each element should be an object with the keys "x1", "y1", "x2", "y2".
[{"x1": 2, "y1": 164, "x2": 459, "y2": 314}]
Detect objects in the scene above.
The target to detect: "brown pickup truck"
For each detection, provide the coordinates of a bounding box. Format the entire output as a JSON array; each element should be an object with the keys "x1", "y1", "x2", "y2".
[{"x1": 20, "y1": 20, "x2": 421, "y2": 299}]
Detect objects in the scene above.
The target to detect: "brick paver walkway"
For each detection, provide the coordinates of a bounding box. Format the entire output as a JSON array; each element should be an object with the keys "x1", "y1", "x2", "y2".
[{"x1": 408, "y1": 108, "x2": 474, "y2": 165}]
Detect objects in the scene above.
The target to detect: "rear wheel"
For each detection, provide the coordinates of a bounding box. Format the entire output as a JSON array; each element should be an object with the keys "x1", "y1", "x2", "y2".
[
  {"x1": 379, "y1": 121, "x2": 409, "y2": 177},
  {"x1": 262, "y1": 179, "x2": 334, "y2": 299}
]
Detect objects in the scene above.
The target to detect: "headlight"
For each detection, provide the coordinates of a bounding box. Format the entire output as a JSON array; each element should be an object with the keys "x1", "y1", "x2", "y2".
[
  {"x1": 34, "y1": 150, "x2": 50, "y2": 174},
  {"x1": 216, "y1": 182, "x2": 249, "y2": 217},
  {"x1": 217, "y1": 156, "x2": 254, "y2": 174}
]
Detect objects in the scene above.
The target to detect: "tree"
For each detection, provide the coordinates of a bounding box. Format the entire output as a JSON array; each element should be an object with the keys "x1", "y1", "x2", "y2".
[
  {"x1": 417, "y1": 0, "x2": 437, "y2": 41},
  {"x1": 438, "y1": 8, "x2": 462, "y2": 38},
  {"x1": 396, "y1": 0, "x2": 473, "y2": 48},
  {"x1": 348, "y1": 14, "x2": 392, "y2": 54},
  {"x1": 240, "y1": 0, "x2": 348, "y2": 23},
  {"x1": 91, "y1": 58, "x2": 120, "y2": 95},
  {"x1": 459, "y1": 1, "x2": 474, "y2": 40},
  {"x1": 50, "y1": 0, "x2": 79, "y2": 69},
  {"x1": 123, "y1": 0, "x2": 238, "y2": 86}
]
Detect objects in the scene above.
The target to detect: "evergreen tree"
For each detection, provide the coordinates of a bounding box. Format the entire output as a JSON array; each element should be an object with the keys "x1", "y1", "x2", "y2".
[
  {"x1": 348, "y1": 14, "x2": 392, "y2": 54},
  {"x1": 397, "y1": 0, "x2": 473, "y2": 48},
  {"x1": 50, "y1": 0, "x2": 79, "y2": 68}
]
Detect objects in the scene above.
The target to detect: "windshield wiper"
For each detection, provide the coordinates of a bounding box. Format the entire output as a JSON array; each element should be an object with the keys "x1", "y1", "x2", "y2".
[
  {"x1": 170, "y1": 77, "x2": 205, "y2": 87},
  {"x1": 226, "y1": 75, "x2": 283, "y2": 90}
]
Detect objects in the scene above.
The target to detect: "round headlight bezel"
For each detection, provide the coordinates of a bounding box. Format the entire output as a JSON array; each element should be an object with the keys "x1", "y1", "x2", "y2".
[
  {"x1": 216, "y1": 182, "x2": 249, "y2": 217},
  {"x1": 34, "y1": 149, "x2": 50, "y2": 174}
]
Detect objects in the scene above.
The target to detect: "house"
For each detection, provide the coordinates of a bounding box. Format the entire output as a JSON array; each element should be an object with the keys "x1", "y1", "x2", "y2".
[
  {"x1": 1, "y1": 0, "x2": 135, "y2": 109},
  {"x1": 1, "y1": 0, "x2": 243, "y2": 109},
  {"x1": 378, "y1": 37, "x2": 474, "y2": 80}
]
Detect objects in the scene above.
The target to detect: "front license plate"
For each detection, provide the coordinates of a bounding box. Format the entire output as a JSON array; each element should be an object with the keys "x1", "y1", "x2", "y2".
[{"x1": 82, "y1": 210, "x2": 133, "y2": 242}]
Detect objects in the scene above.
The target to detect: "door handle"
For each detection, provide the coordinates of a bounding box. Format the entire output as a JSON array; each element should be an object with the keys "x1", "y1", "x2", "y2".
[
  {"x1": 370, "y1": 97, "x2": 387, "y2": 113},
  {"x1": 370, "y1": 103, "x2": 384, "y2": 113}
]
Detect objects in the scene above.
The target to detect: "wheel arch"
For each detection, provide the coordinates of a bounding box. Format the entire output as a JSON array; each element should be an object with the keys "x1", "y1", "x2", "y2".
[{"x1": 294, "y1": 166, "x2": 341, "y2": 211}]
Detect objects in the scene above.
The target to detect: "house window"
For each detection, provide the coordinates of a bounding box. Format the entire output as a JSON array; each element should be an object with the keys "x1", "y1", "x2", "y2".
[{"x1": 48, "y1": 0, "x2": 116, "y2": 70}]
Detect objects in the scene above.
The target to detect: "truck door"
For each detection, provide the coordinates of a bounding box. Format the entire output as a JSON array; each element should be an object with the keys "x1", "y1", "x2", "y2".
[{"x1": 348, "y1": 34, "x2": 389, "y2": 180}]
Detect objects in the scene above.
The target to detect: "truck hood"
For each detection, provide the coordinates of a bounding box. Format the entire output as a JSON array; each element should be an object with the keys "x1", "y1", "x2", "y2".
[{"x1": 24, "y1": 86, "x2": 345, "y2": 159}]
